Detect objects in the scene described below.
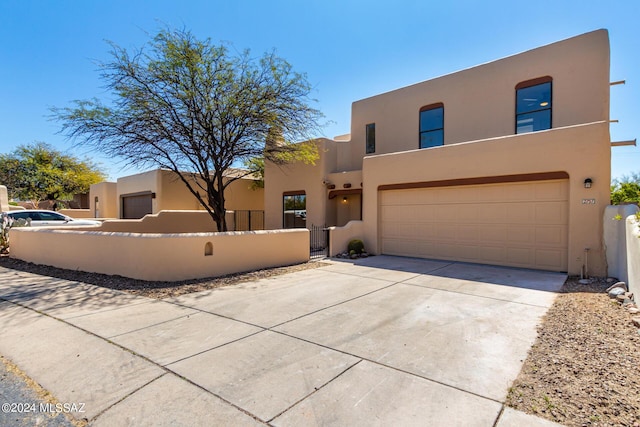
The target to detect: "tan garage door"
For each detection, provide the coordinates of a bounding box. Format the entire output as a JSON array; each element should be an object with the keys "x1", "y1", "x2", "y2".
[{"x1": 380, "y1": 179, "x2": 568, "y2": 271}]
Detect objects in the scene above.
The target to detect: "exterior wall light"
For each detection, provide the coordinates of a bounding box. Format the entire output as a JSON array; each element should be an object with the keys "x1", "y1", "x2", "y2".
[
  {"x1": 584, "y1": 178, "x2": 593, "y2": 188},
  {"x1": 342, "y1": 196, "x2": 348, "y2": 203}
]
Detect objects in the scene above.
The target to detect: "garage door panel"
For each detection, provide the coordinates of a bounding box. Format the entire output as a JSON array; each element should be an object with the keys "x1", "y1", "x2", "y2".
[
  {"x1": 506, "y1": 203, "x2": 536, "y2": 222},
  {"x1": 535, "y1": 180, "x2": 568, "y2": 200},
  {"x1": 379, "y1": 179, "x2": 568, "y2": 271},
  {"x1": 122, "y1": 194, "x2": 153, "y2": 219},
  {"x1": 478, "y1": 246, "x2": 507, "y2": 263},
  {"x1": 506, "y1": 247, "x2": 534, "y2": 266},
  {"x1": 476, "y1": 205, "x2": 507, "y2": 223},
  {"x1": 457, "y1": 206, "x2": 479, "y2": 222},
  {"x1": 507, "y1": 225, "x2": 535, "y2": 244},
  {"x1": 536, "y1": 249, "x2": 566, "y2": 270},
  {"x1": 478, "y1": 225, "x2": 507, "y2": 242},
  {"x1": 432, "y1": 205, "x2": 458, "y2": 222},
  {"x1": 456, "y1": 225, "x2": 479, "y2": 242},
  {"x1": 535, "y1": 226, "x2": 568, "y2": 246},
  {"x1": 435, "y1": 224, "x2": 457, "y2": 240},
  {"x1": 505, "y1": 183, "x2": 535, "y2": 202},
  {"x1": 535, "y1": 203, "x2": 568, "y2": 224}
]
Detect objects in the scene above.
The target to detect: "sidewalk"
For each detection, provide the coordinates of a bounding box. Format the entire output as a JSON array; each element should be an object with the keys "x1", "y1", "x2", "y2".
[{"x1": 0, "y1": 256, "x2": 565, "y2": 426}]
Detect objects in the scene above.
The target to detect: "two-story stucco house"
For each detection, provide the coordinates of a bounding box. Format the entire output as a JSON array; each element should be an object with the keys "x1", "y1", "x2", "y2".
[{"x1": 265, "y1": 29, "x2": 614, "y2": 276}]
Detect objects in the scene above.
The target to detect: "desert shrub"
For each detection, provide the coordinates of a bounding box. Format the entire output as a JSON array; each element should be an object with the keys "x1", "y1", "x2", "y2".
[
  {"x1": 348, "y1": 239, "x2": 365, "y2": 254},
  {"x1": 0, "y1": 213, "x2": 13, "y2": 254},
  {"x1": 0, "y1": 214, "x2": 30, "y2": 254}
]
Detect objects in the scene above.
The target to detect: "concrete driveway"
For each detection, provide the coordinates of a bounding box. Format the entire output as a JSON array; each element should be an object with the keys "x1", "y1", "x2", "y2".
[{"x1": 0, "y1": 256, "x2": 564, "y2": 426}]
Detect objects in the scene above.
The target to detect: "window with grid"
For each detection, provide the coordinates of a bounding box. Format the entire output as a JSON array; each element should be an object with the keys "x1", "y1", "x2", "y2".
[
  {"x1": 419, "y1": 103, "x2": 444, "y2": 148},
  {"x1": 516, "y1": 77, "x2": 552, "y2": 134}
]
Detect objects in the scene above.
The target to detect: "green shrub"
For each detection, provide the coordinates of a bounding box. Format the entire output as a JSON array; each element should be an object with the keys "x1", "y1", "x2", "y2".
[{"x1": 348, "y1": 239, "x2": 365, "y2": 254}]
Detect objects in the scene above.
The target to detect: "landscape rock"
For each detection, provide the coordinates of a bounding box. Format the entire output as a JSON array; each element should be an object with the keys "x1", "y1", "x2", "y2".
[
  {"x1": 608, "y1": 287, "x2": 626, "y2": 298},
  {"x1": 606, "y1": 281, "x2": 628, "y2": 292},
  {"x1": 632, "y1": 317, "x2": 640, "y2": 328}
]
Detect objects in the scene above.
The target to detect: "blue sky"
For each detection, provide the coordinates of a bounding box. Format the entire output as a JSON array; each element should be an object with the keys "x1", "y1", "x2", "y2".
[{"x1": 1, "y1": 0, "x2": 638, "y2": 181}]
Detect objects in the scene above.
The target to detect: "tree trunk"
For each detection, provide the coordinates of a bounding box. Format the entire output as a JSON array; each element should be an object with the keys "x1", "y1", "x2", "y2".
[{"x1": 208, "y1": 175, "x2": 227, "y2": 232}]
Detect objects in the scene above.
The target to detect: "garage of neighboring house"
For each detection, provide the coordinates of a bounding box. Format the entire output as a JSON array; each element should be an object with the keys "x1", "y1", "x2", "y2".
[
  {"x1": 121, "y1": 192, "x2": 154, "y2": 219},
  {"x1": 378, "y1": 174, "x2": 569, "y2": 272}
]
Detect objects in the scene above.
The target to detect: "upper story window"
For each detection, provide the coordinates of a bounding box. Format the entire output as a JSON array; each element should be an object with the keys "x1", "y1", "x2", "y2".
[
  {"x1": 516, "y1": 76, "x2": 552, "y2": 134},
  {"x1": 365, "y1": 123, "x2": 375, "y2": 154},
  {"x1": 419, "y1": 103, "x2": 444, "y2": 149}
]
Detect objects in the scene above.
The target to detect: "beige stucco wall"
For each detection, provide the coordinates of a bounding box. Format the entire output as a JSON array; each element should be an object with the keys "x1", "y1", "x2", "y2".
[
  {"x1": 59, "y1": 209, "x2": 92, "y2": 219},
  {"x1": 329, "y1": 220, "x2": 366, "y2": 256},
  {"x1": 363, "y1": 121, "x2": 611, "y2": 276},
  {"x1": 10, "y1": 227, "x2": 309, "y2": 281},
  {"x1": 0, "y1": 185, "x2": 8, "y2": 212},
  {"x1": 225, "y1": 178, "x2": 264, "y2": 211},
  {"x1": 89, "y1": 182, "x2": 118, "y2": 218},
  {"x1": 157, "y1": 171, "x2": 203, "y2": 211},
  {"x1": 627, "y1": 215, "x2": 640, "y2": 297},
  {"x1": 604, "y1": 204, "x2": 639, "y2": 283},
  {"x1": 341, "y1": 29, "x2": 609, "y2": 171},
  {"x1": 264, "y1": 139, "x2": 336, "y2": 229},
  {"x1": 116, "y1": 169, "x2": 264, "y2": 218},
  {"x1": 116, "y1": 170, "x2": 159, "y2": 217},
  {"x1": 97, "y1": 210, "x2": 219, "y2": 233}
]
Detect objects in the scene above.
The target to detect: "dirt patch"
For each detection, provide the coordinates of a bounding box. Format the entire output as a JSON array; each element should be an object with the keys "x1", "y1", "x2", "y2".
[
  {"x1": 0, "y1": 255, "x2": 328, "y2": 299},
  {"x1": 507, "y1": 276, "x2": 640, "y2": 426}
]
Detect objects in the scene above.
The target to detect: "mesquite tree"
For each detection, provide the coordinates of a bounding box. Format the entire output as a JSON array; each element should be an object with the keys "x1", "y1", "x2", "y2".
[{"x1": 53, "y1": 28, "x2": 322, "y2": 231}]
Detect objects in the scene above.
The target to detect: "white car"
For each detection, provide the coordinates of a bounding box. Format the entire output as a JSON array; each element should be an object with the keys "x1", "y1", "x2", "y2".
[{"x1": 5, "y1": 210, "x2": 101, "y2": 227}]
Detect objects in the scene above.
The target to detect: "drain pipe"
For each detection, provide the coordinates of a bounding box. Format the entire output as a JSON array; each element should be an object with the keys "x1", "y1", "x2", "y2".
[{"x1": 583, "y1": 248, "x2": 590, "y2": 279}]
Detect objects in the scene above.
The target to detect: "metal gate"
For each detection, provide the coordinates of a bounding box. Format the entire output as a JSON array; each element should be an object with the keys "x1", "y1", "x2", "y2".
[
  {"x1": 310, "y1": 224, "x2": 329, "y2": 259},
  {"x1": 233, "y1": 210, "x2": 264, "y2": 231}
]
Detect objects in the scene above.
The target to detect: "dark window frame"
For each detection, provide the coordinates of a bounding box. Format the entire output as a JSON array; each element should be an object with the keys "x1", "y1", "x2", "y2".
[
  {"x1": 365, "y1": 123, "x2": 375, "y2": 154},
  {"x1": 419, "y1": 102, "x2": 444, "y2": 149},
  {"x1": 515, "y1": 76, "x2": 552, "y2": 134},
  {"x1": 283, "y1": 190, "x2": 307, "y2": 229}
]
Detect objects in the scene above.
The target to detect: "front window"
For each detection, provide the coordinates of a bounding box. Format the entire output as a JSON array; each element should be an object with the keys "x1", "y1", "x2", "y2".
[
  {"x1": 516, "y1": 77, "x2": 552, "y2": 134},
  {"x1": 283, "y1": 192, "x2": 306, "y2": 228},
  {"x1": 365, "y1": 123, "x2": 375, "y2": 154},
  {"x1": 419, "y1": 103, "x2": 444, "y2": 148}
]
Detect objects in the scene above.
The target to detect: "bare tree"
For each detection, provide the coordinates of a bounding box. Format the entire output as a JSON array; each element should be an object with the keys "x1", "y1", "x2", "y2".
[{"x1": 53, "y1": 28, "x2": 322, "y2": 231}]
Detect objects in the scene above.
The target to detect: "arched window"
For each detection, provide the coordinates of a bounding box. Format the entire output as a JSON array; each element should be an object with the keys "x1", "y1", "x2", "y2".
[
  {"x1": 516, "y1": 76, "x2": 552, "y2": 134},
  {"x1": 419, "y1": 103, "x2": 444, "y2": 148}
]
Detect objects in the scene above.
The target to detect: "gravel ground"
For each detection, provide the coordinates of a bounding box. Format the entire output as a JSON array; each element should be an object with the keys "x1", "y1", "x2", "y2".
[
  {"x1": 506, "y1": 277, "x2": 640, "y2": 427},
  {"x1": 0, "y1": 255, "x2": 327, "y2": 299},
  {"x1": 2, "y1": 256, "x2": 640, "y2": 426}
]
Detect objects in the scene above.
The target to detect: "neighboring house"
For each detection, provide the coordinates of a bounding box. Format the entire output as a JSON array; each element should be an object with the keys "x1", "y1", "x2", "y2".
[
  {"x1": 265, "y1": 29, "x2": 620, "y2": 276},
  {"x1": 89, "y1": 168, "x2": 264, "y2": 220}
]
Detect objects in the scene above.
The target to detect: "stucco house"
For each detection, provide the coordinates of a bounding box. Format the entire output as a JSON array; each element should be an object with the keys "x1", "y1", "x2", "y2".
[
  {"x1": 265, "y1": 29, "x2": 617, "y2": 276},
  {"x1": 89, "y1": 168, "x2": 264, "y2": 221}
]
